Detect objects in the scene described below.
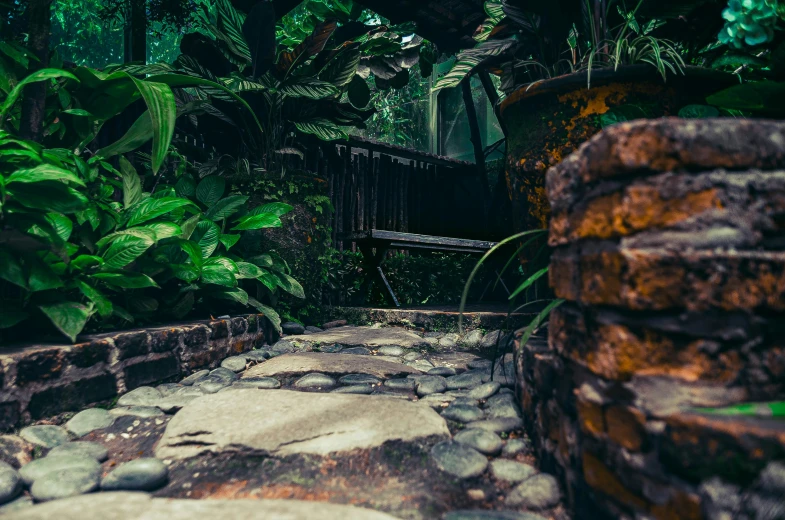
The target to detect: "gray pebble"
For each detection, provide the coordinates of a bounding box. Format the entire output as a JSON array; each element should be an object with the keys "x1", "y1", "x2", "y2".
[
  {"x1": 486, "y1": 402, "x2": 521, "y2": 420},
  {"x1": 498, "y1": 387, "x2": 514, "y2": 394},
  {"x1": 468, "y1": 382, "x2": 501, "y2": 400},
  {"x1": 452, "y1": 397, "x2": 480, "y2": 407},
  {"x1": 454, "y1": 428, "x2": 503, "y2": 455},
  {"x1": 0, "y1": 462, "x2": 21, "y2": 505},
  {"x1": 331, "y1": 385, "x2": 375, "y2": 394},
  {"x1": 305, "y1": 326, "x2": 323, "y2": 333},
  {"x1": 245, "y1": 350, "x2": 269, "y2": 362},
  {"x1": 30, "y1": 467, "x2": 100, "y2": 502},
  {"x1": 342, "y1": 347, "x2": 371, "y2": 355},
  {"x1": 407, "y1": 359, "x2": 435, "y2": 371},
  {"x1": 209, "y1": 367, "x2": 238, "y2": 382},
  {"x1": 419, "y1": 394, "x2": 456, "y2": 408},
  {"x1": 505, "y1": 473, "x2": 561, "y2": 509},
  {"x1": 19, "y1": 426, "x2": 70, "y2": 449},
  {"x1": 48, "y1": 442, "x2": 108, "y2": 462},
  {"x1": 271, "y1": 340, "x2": 295, "y2": 354},
  {"x1": 430, "y1": 441, "x2": 488, "y2": 479},
  {"x1": 110, "y1": 406, "x2": 165, "y2": 419},
  {"x1": 220, "y1": 356, "x2": 247, "y2": 373},
  {"x1": 759, "y1": 461, "x2": 785, "y2": 494},
  {"x1": 19, "y1": 455, "x2": 100, "y2": 487},
  {"x1": 465, "y1": 417, "x2": 524, "y2": 433},
  {"x1": 339, "y1": 374, "x2": 381, "y2": 385},
  {"x1": 403, "y1": 352, "x2": 423, "y2": 362},
  {"x1": 0, "y1": 495, "x2": 33, "y2": 513},
  {"x1": 442, "y1": 405, "x2": 485, "y2": 423},
  {"x1": 180, "y1": 370, "x2": 210, "y2": 386},
  {"x1": 241, "y1": 377, "x2": 281, "y2": 389},
  {"x1": 428, "y1": 367, "x2": 457, "y2": 377},
  {"x1": 377, "y1": 346, "x2": 405, "y2": 357},
  {"x1": 66, "y1": 408, "x2": 115, "y2": 437},
  {"x1": 117, "y1": 387, "x2": 162, "y2": 407},
  {"x1": 416, "y1": 376, "x2": 447, "y2": 396},
  {"x1": 439, "y1": 335, "x2": 459, "y2": 348},
  {"x1": 155, "y1": 383, "x2": 181, "y2": 397},
  {"x1": 444, "y1": 511, "x2": 548, "y2": 520},
  {"x1": 199, "y1": 379, "x2": 231, "y2": 394},
  {"x1": 282, "y1": 322, "x2": 305, "y2": 335},
  {"x1": 502, "y1": 438, "x2": 530, "y2": 457},
  {"x1": 468, "y1": 359, "x2": 493, "y2": 370},
  {"x1": 101, "y1": 458, "x2": 168, "y2": 491},
  {"x1": 461, "y1": 330, "x2": 484, "y2": 348},
  {"x1": 294, "y1": 373, "x2": 336, "y2": 389},
  {"x1": 384, "y1": 378, "x2": 416, "y2": 391},
  {"x1": 490, "y1": 459, "x2": 538, "y2": 482},
  {"x1": 319, "y1": 344, "x2": 343, "y2": 353},
  {"x1": 446, "y1": 372, "x2": 486, "y2": 390}
]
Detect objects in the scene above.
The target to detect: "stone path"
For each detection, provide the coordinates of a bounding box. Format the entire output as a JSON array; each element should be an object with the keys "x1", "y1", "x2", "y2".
[{"x1": 0, "y1": 324, "x2": 567, "y2": 520}]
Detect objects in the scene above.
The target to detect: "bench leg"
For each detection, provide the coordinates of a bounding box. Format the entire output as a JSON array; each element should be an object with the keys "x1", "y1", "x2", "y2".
[{"x1": 358, "y1": 245, "x2": 400, "y2": 308}]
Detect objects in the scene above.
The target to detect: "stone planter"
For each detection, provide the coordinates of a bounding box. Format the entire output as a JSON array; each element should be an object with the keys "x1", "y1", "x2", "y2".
[
  {"x1": 515, "y1": 119, "x2": 785, "y2": 519},
  {"x1": 500, "y1": 65, "x2": 737, "y2": 240}
]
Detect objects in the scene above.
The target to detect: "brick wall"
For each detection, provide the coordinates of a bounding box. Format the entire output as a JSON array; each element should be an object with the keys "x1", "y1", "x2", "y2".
[
  {"x1": 0, "y1": 314, "x2": 275, "y2": 430},
  {"x1": 516, "y1": 119, "x2": 785, "y2": 519}
]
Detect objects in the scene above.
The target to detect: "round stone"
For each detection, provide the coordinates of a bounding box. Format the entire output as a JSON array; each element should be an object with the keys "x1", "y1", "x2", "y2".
[
  {"x1": 0, "y1": 495, "x2": 32, "y2": 513},
  {"x1": 156, "y1": 384, "x2": 182, "y2": 397},
  {"x1": 415, "y1": 376, "x2": 447, "y2": 396},
  {"x1": 468, "y1": 382, "x2": 501, "y2": 400},
  {"x1": 30, "y1": 467, "x2": 100, "y2": 502},
  {"x1": 760, "y1": 461, "x2": 785, "y2": 494},
  {"x1": 423, "y1": 337, "x2": 439, "y2": 346},
  {"x1": 454, "y1": 428, "x2": 503, "y2": 455},
  {"x1": 428, "y1": 367, "x2": 457, "y2": 377},
  {"x1": 505, "y1": 473, "x2": 561, "y2": 509},
  {"x1": 444, "y1": 511, "x2": 548, "y2": 520},
  {"x1": 66, "y1": 408, "x2": 115, "y2": 437},
  {"x1": 465, "y1": 418, "x2": 524, "y2": 433},
  {"x1": 294, "y1": 373, "x2": 336, "y2": 389},
  {"x1": 452, "y1": 397, "x2": 480, "y2": 408},
  {"x1": 490, "y1": 459, "x2": 538, "y2": 482},
  {"x1": 117, "y1": 387, "x2": 163, "y2": 407},
  {"x1": 461, "y1": 330, "x2": 484, "y2": 348},
  {"x1": 377, "y1": 346, "x2": 405, "y2": 357},
  {"x1": 110, "y1": 406, "x2": 165, "y2": 419},
  {"x1": 0, "y1": 462, "x2": 22, "y2": 505},
  {"x1": 101, "y1": 458, "x2": 168, "y2": 491},
  {"x1": 48, "y1": 442, "x2": 108, "y2": 462},
  {"x1": 446, "y1": 372, "x2": 485, "y2": 390},
  {"x1": 502, "y1": 438, "x2": 531, "y2": 457},
  {"x1": 320, "y1": 344, "x2": 343, "y2": 353},
  {"x1": 342, "y1": 347, "x2": 371, "y2": 355},
  {"x1": 209, "y1": 367, "x2": 239, "y2": 382},
  {"x1": 305, "y1": 326, "x2": 323, "y2": 333},
  {"x1": 331, "y1": 385, "x2": 375, "y2": 395},
  {"x1": 282, "y1": 322, "x2": 305, "y2": 335},
  {"x1": 384, "y1": 378, "x2": 416, "y2": 391},
  {"x1": 199, "y1": 379, "x2": 231, "y2": 394},
  {"x1": 339, "y1": 374, "x2": 381, "y2": 385},
  {"x1": 407, "y1": 359, "x2": 435, "y2": 372},
  {"x1": 180, "y1": 370, "x2": 210, "y2": 386},
  {"x1": 419, "y1": 394, "x2": 456, "y2": 408},
  {"x1": 442, "y1": 405, "x2": 485, "y2": 423},
  {"x1": 485, "y1": 401, "x2": 521, "y2": 420},
  {"x1": 221, "y1": 356, "x2": 247, "y2": 373},
  {"x1": 430, "y1": 441, "x2": 488, "y2": 479},
  {"x1": 19, "y1": 426, "x2": 70, "y2": 449},
  {"x1": 439, "y1": 335, "x2": 458, "y2": 348},
  {"x1": 245, "y1": 351, "x2": 269, "y2": 362},
  {"x1": 19, "y1": 455, "x2": 101, "y2": 486},
  {"x1": 0, "y1": 435, "x2": 34, "y2": 469},
  {"x1": 271, "y1": 340, "x2": 295, "y2": 355},
  {"x1": 468, "y1": 359, "x2": 493, "y2": 370},
  {"x1": 403, "y1": 352, "x2": 424, "y2": 362},
  {"x1": 242, "y1": 377, "x2": 281, "y2": 389}
]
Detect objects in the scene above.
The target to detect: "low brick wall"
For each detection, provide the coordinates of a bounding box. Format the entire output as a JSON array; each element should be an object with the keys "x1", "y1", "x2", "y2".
[
  {"x1": 0, "y1": 314, "x2": 275, "y2": 430},
  {"x1": 516, "y1": 119, "x2": 785, "y2": 519}
]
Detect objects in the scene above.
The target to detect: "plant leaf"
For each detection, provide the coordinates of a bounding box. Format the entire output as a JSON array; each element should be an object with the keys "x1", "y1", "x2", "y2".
[
  {"x1": 7, "y1": 164, "x2": 85, "y2": 186},
  {"x1": 201, "y1": 264, "x2": 237, "y2": 286},
  {"x1": 276, "y1": 272, "x2": 305, "y2": 298},
  {"x1": 248, "y1": 297, "x2": 281, "y2": 332},
  {"x1": 126, "y1": 197, "x2": 196, "y2": 227},
  {"x1": 294, "y1": 118, "x2": 348, "y2": 141},
  {"x1": 102, "y1": 234, "x2": 155, "y2": 269},
  {"x1": 119, "y1": 156, "x2": 143, "y2": 208},
  {"x1": 232, "y1": 212, "x2": 282, "y2": 230},
  {"x1": 195, "y1": 176, "x2": 226, "y2": 206},
  {"x1": 39, "y1": 301, "x2": 92, "y2": 342},
  {"x1": 91, "y1": 271, "x2": 159, "y2": 288},
  {"x1": 204, "y1": 194, "x2": 248, "y2": 221},
  {"x1": 191, "y1": 220, "x2": 220, "y2": 258},
  {"x1": 77, "y1": 281, "x2": 113, "y2": 318},
  {"x1": 127, "y1": 78, "x2": 176, "y2": 174},
  {"x1": 250, "y1": 202, "x2": 293, "y2": 216},
  {"x1": 281, "y1": 78, "x2": 339, "y2": 99}
]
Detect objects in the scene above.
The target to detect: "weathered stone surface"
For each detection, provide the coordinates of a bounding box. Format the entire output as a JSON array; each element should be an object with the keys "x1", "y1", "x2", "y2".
[
  {"x1": 0, "y1": 495, "x2": 33, "y2": 513},
  {"x1": 19, "y1": 426, "x2": 70, "y2": 449},
  {"x1": 377, "y1": 346, "x2": 405, "y2": 356},
  {"x1": 502, "y1": 438, "x2": 530, "y2": 457},
  {"x1": 270, "y1": 340, "x2": 296, "y2": 355},
  {"x1": 48, "y1": 442, "x2": 108, "y2": 462},
  {"x1": 0, "y1": 462, "x2": 21, "y2": 505},
  {"x1": 124, "y1": 355, "x2": 179, "y2": 389},
  {"x1": 462, "y1": 330, "x2": 484, "y2": 348},
  {"x1": 419, "y1": 394, "x2": 457, "y2": 408},
  {"x1": 101, "y1": 458, "x2": 168, "y2": 491},
  {"x1": 220, "y1": 356, "x2": 247, "y2": 373},
  {"x1": 444, "y1": 511, "x2": 548, "y2": 520},
  {"x1": 243, "y1": 353, "x2": 420, "y2": 379},
  {"x1": 490, "y1": 460, "x2": 538, "y2": 482},
  {"x1": 156, "y1": 389, "x2": 449, "y2": 459},
  {"x1": 9, "y1": 492, "x2": 401, "y2": 519},
  {"x1": 339, "y1": 374, "x2": 382, "y2": 385},
  {"x1": 468, "y1": 382, "x2": 501, "y2": 400},
  {"x1": 442, "y1": 405, "x2": 485, "y2": 423},
  {"x1": 239, "y1": 376, "x2": 281, "y2": 389},
  {"x1": 430, "y1": 441, "x2": 488, "y2": 479},
  {"x1": 331, "y1": 385, "x2": 375, "y2": 394},
  {"x1": 294, "y1": 373, "x2": 336, "y2": 389},
  {"x1": 109, "y1": 406, "x2": 165, "y2": 419},
  {"x1": 304, "y1": 326, "x2": 427, "y2": 348},
  {"x1": 428, "y1": 367, "x2": 457, "y2": 377},
  {"x1": 384, "y1": 378, "x2": 416, "y2": 391},
  {"x1": 446, "y1": 372, "x2": 486, "y2": 390},
  {"x1": 179, "y1": 370, "x2": 209, "y2": 386},
  {"x1": 65, "y1": 408, "x2": 115, "y2": 437},
  {"x1": 19, "y1": 455, "x2": 101, "y2": 486},
  {"x1": 465, "y1": 418, "x2": 524, "y2": 433},
  {"x1": 0, "y1": 436, "x2": 34, "y2": 469},
  {"x1": 305, "y1": 326, "x2": 324, "y2": 333},
  {"x1": 117, "y1": 387, "x2": 162, "y2": 407},
  {"x1": 416, "y1": 376, "x2": 448, "y2": 396},
  {"x1": 30, "y1": 467, "x2": 100, "y2": 502},
  {"x1": 505, "y1": 473, "x2": 561, "y2": 509},
  {"x1": 342, "y1": 347, "x2": 372, "y2": 355},
  {"x1": 28, "y1": 373, "x2": 117, "y2": 420},
  {"x1": 454, "y1": 428, "x2": 503, "y2": 455}
]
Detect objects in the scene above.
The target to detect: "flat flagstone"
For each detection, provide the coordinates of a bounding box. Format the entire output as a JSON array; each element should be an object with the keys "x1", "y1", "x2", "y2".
[
  {"x1": 9, "y1": 492, "x2": 401, "y2": 520},
  {"x1": 155, "y1": 389, "x2": 449, "y2": 460},
  {"x1": 243, "y1": 352, "x2": 421, "y2": 380},
  {"x1": 303, "y1": 326, "x2": 427, "y2": 348}
]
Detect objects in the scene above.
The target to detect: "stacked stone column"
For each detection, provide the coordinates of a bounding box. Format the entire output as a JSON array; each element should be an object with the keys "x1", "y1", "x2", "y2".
[{"x1": 516, "y1": 119, "x2": 785, "y2": 519}]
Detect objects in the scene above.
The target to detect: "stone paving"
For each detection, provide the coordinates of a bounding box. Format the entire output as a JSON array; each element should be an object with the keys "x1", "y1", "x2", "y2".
[{"x1": 0, "y1": 323, "x2": 566, "y2": 520}]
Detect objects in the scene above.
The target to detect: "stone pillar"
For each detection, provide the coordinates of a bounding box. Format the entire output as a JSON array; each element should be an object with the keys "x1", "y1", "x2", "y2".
[{"x1": 516, "y1": 119, "x2": 785, "y2": 519}]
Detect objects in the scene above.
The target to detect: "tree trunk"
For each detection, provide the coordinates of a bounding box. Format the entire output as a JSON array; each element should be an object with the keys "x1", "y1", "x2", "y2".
[
  {"x1": 19, "y1": 0, "x2": 52, "y2": 143},
  {"x1": 124, "y1": 0, "x2": 147, "y2": 63}
]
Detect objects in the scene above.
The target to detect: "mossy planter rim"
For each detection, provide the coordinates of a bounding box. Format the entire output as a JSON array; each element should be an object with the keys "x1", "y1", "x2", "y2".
[{"x1": 499, "y1": 64, "x2": 736, "y2": 117}]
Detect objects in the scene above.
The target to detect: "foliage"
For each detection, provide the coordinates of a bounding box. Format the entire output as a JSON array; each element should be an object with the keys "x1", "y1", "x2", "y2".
[{"x1": 719, "y1": 0, "x2": 781, "y2": 48}]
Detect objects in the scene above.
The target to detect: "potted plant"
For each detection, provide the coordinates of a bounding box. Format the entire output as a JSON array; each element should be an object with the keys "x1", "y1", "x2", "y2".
[{"x1": 435, "y1": 0, "x2": 738, "y2": 236}]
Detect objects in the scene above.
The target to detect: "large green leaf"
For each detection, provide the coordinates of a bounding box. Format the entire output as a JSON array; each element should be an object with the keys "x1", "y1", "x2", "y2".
[
  {"x1": 180, "y1": 214, "x2": 201, "y2": 239},
  {"x1": 6, "y1": 164, "x2": 85, "y2": 187},
  {"x1": 281, "y1": 78, "x2": 339, "y2": 99},
  {"x1": 251, "y1": 202, "x2": 293, "y2": 217},
  {"x1": 77, "y1": 281, "x2": 113, "y2": 318},
  {"x1": 294, "y1": 118, "x2": 348, "y2": 141},
  {"x1": 172, "y1": 264, "x2": 200, "y2": 283},
  {"x1": 201, "y1": 264, "x2": 237, "y2": 286},
  {"x1": 126, "y1": 197, "x2": 196, "y2": 227},
  {"x1": 102, "y1": 234, "x2": 155, "y2": 269},
  {"x1": 209, "y1": 286, "x2": 249, "y2": 305},
  {"x1": 248, "y1": 297, "x2": 281, "y2": 333},
  {"x1": 178, "y1": 239, "x2": 204, "y2": 268},
  {"x1": 0, "y1": 69, "x2": 79, "y2": 127},
  {"x1": 706, "y1": 81, "x2": 785, "y2": 117},
  {"x1": 191, "y1": 220, "x2": 220, "y2": 259},
  {"x1": 119, "y1": 156, "x2": 143, "y2": 208},
  {"x1": 205, "y1": 256, "x2": 239, "y2": 274},
  {"x1": 219, "y1": 234, "x2": 241, "y2": 249},
  {"x1": 147, "y1": 222, "x2": 182, "y2": 241},
  {"x1": 319, "y1": 43, "x2": 361, "y2": 88},
  {"x1": 175, "y1": 175, "x2": 196, "y2": 197},
  {"x1": 232, "y1": 212, "x2": 283, "y2": 230},
  {"x1": 96, "y1": 227, "x2": 158, "y2": 249},
  {"x1": 94, "y1": 110, "x2": 155, "y2": 162},
  {"x1": 170, "y1": 291, "x2": 195, "y2": 319},
  {"x1": 204, "y1": 195, "x2": 248, "y2": 221},
  {"x1": 277, "y1": 20, "x2": 337, "y2": 73},
  {"x1": 275, "y1": 272, "x2": 305, "y2": 299},
  {"x1": 127, "y1": 77, "x2": 176, "y2": 174},
  {"x1": 236, "y1": 261, "x2": 265, "y2": 279},
  {"x1": 91, "y1": 271, "x2": 159, "y2": 288},
  {"x1": 195, "y1": 176, "x2": 226, "y2": 206},
  {"x1": 0, "y1": 311, "x2": 29, "y2": 329},
  {"x1": 28, "y1": 259, "x2": 63, "y2": 291},
  {"x1": 433, "y1": 39, "x2": 516, "y2": 90},
  {"x1": 8, "y1": 181, "x2": 88, "y2": 213},
  {"x1": 39, "y1": 301, "x2": 92, "y2": 342},
  {"x1": 0, "y1": 249, "x2": 27, "y2": 288}
]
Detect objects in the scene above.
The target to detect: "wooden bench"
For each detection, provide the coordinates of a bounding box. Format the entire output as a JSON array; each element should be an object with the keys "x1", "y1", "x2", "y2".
[{"x1": 340, "y1": 230, "x2": 498, "y2": 307}]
